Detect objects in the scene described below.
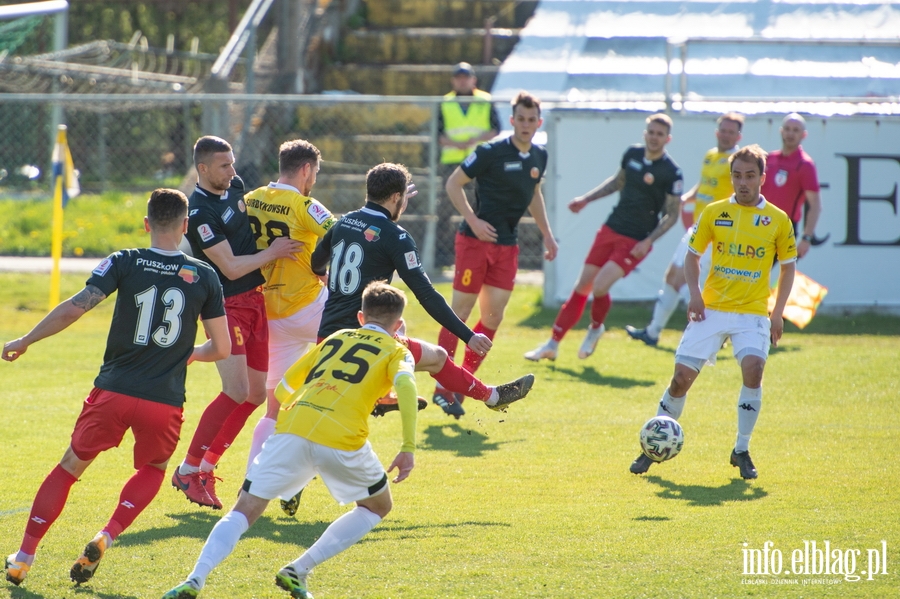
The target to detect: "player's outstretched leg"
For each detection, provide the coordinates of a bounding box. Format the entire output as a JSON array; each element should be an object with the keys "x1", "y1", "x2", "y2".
[
  {"x1": 487, "y1": 373, "x2": 535, "y2": 412},
  {"x1": 274, "y1": 565, "x2": 313, "y2": 599},
  {"x1": 630, "y1": 454, "x2": 654, "y2": 475},
  {"x1": 578, "y1": 324, "x2": 605, "y2": 359},
  {"x1": 5, "y1": 553, "x2": 30, "y2": 586},
  {"x1": 730, "y1": 450, "x2": 758, "y2": 479},
  {"x1": 431, "y1": 388, "x2": 465, "y2": 419},
  {"x1": 524, "y1": 338, "x2": 558, "y2": 361},
  {"x1": 161, "y1": 578, "x2": 202, "y2": 598},
  {"x1": 625, "y1": 325, "x2": 659, "y2": 347}
]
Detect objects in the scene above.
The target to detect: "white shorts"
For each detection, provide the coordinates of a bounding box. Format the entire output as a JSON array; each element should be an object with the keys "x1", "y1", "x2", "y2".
[
  {"x1": 670, "y1": 228, "x2": 692, "y2": 268},
  {"x1": 675, "y1": 309, "x2": 771, "y2": 368},
  {"x1": 245, "y1": 433, "x2": 388, "y2": 505},
  {"x1": 267, "y1": 287, "x2": 328, "y2": 388}
]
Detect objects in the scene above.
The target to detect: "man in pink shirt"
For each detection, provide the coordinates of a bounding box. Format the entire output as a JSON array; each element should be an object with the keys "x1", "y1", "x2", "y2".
[{"x1": 760, "y1": 113, "x2": 822, "y2": 258}]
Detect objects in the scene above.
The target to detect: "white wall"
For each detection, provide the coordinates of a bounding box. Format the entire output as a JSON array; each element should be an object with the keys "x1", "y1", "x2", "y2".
[{"x1": 542, "y1": 110, "x2": 900, "y2": 309}]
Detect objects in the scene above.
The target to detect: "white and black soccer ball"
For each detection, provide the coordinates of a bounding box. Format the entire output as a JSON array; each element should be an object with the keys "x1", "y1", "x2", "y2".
[{"x1": 639, "y1": 415, "x2": 684, "y2": 462}]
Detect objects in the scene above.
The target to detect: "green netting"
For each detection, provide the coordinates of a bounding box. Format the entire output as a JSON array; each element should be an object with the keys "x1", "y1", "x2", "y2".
[{"x1": 0, "y1": 15, "x2": 43, "y2": 55}]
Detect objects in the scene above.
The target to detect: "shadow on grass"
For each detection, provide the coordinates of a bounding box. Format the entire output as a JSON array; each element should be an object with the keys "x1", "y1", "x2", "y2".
[
  {"x1": 114, "y1": 511, "x2": 331, "y2": 551},
  {"x1": 547, "y1": 365, "x2": 656, "y2": 390},
  {"x1": 632, "y1": 515, "x2": 671, "y2": 521},
  {"x1": 643, "y1": 475, "x2": 768, "y2": 506},
  {"x1": 420, "y1": 423, "x2": 506, "y2": 457},
  {"x1": 363, "y1": 519, "x2": 512, "y2": 543},
  {"x1": 73, "y1": 588, "x2": 139, "y2": 599}
]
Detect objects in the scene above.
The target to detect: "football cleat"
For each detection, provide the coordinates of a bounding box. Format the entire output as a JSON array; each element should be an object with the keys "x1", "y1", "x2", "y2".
[
  {"x1": 162, "y1": 578, "x2": 202, "y2": 598},
  {"x1": 280, "y1": 489, "x2": 304, "y2": 517},
  {"x1": 630, "y1": 454, "x2": 654, "y2": 475},
  {"x1": 523, "y1": 339, "x2": 558, "y2": 362},
  {"x1": 489, "y1": 374, "x2": 535, "y2": 412},
  {"x1": 70, "y1": 532, "x2": 110, "y2": 585},
  {"x1": 5, "y1": 553, "x2": 29, "y2": 586},
  {"x1": 432, "y1": 389, "x2": 465, "y2": 419},
  {"x1": 578, "y1": 324, "x2": 605, "y2": 359},
  {"x1": 730, "y1": 450, "x2": 758, "y2": 479},
  {"x1": 274, "y1": 565, "x2": 313, "y2": 599},
  {"x1": 625, "y1": 325, "x2": 659, "y2": 347},
  {"x1": 371, "y1": 395, "x2": 428, "y2": 418},
  {"x1": 171, "y1": 470, "x2": 218, "y2": 509},
  {"x1": 199, "y1": 472, "x2": 224, "y2": 510}
]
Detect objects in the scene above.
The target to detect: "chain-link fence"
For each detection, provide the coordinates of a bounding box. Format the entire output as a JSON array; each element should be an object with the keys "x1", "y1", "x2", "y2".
[{"x1": 0, "y1": 93, "x2": 547, "y2": 273}]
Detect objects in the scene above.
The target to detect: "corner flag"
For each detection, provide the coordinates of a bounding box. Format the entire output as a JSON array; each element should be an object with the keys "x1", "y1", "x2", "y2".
[
  {"x1": 49, "y1": 125, "x2": 80, "y2": 309},
  {"x1": 768, "y1": 270, "x2": 828, "y2": 329}
]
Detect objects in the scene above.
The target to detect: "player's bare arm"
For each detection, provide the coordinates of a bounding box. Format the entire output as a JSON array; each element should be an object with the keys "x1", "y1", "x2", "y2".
[
  {"x1": 446, "y1": 167, "x2": 497, "y2": 242},
  {"x1": 630, "y1": 193, "x2": 681, "y2": 259},
  {"x1": 769, "y1": 261, "x2": 796, "y2": 347},
  {"x1": 204, "y1": 235, "x2": 302, "y2": 281},
  {"x1": 681, "y1": 182, "x2": 700, "y2": 204},
  {"x1": 189, "y1": 315, "x2": 232, "y2": 365},
  {"x1": 683, "y1": 251, "x2": 706, "y2": 322},
  {"x1": 527, "y1": 184, "x2": 558, "y2": 261},
  {"x1": 569, "y1": 169, "x2": 626, "y2": 213},
  {"x1": 2, "y1": 285, "x2": 108, "y2": 362}
]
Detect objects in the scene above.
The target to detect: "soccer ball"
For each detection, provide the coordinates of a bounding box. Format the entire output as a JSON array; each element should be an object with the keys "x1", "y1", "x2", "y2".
[{"x1": 639, "y1": 415, "x2": 684, "y2": 462}]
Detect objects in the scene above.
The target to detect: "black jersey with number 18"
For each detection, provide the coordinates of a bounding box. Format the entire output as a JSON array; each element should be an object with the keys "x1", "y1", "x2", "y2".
[
  {"x1": 312, "y1": 202, "x2": 473, "y2": 344},
  {"x1": 87, "y1": 248, "x2": 226, "y2": 407}
]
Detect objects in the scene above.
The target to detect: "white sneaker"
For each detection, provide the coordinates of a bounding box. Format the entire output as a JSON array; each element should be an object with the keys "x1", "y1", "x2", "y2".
[
  {"x1": 524, "y1": 339, "x2": 558, "y2": 361},
  {"x1": 578, "y1": 324, "x2": 605, "y2": 359}
]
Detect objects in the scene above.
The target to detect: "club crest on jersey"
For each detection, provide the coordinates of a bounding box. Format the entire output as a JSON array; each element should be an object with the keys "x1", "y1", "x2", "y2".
[
  {"x1": 643, "y1": 172, "x2": 655, "y2": 185},
  {"x1": 364, "y1": 227, "x2": 381, "y2": 242},
  {"x1": 504, "y1": 161, "x2": 523, "y2": 172},
  {"x1": 754, "y1": 215, "x2": 771, "y2": 226},
  {"x1": 178, "y1": 265, "x2": 199, "y2": 283},
  {"x1": 308, "y1": 202, "x2": 332, "y2": 225},
  {"x1": 530, "y1": 166, "x2": 540, "y2": 179},
  {"x1": 92, "y1": 258, "x2": 113, "y2": 276},
  {"x1": 198, "y1": 223, "x2": 215, "y2": 242},
  {"x1": 238, "y1": 199, "x2": 246, "y2": 212},
  {"x1": 775, "y1": 169, "x2": 788, "y2": 187},
  {"x1": 404, "y1": 251, "x2": 420, "y2": 269}
]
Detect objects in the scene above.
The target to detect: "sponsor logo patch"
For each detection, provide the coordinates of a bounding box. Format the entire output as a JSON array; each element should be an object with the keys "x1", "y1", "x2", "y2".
[
  {"x1": 463, "y1": 152, "x2": 477, "y2": 167},
  {"x1": 504, "y1": 161, "x2": 523, "y2": 171},
  {"x1": 715, "y1": 219, "x2": 734, "y2": 227},
  {"x1": 189, "y1": 209, "x2": 199, "y2": 216},
  {"x1": 627, "y1": 159, "x2": 643, "y2": 171},
  {"x1": 222, "y1": 207, "x2": 234, "y2": 223},
  {"x1": 672, "y1": 179, "x2": 683, "y2": 194},
  {"x1": 198, "y1": 223, "x2": 215, "y2": 242},
  {"x1": 364, "y1": 227, "x2": 381, "y2": 242},
  {"x1": 754, "y1": 215, "x2": 771, "y2": 226},
  {"x1": 92, "y1": 258, "x2": 113, "y2": 276},
  {"x1": 308, "y1": 202, "x2": 331, "y2": 225},
  {"x1": 178, "y1": 265, "x2": 199, "y2": 283},
  {"x1": 404, "y1": 251, "x2": 420, "y2": 269}
]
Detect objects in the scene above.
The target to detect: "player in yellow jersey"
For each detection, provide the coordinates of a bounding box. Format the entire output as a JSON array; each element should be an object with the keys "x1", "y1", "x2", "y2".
[
  {"x1": 630, "y1": 145, "x2": 796, "y2": 480},
  {"x1": 163, "y1": 282, "x2": 417, "y2": 599},
  {"x1": 243, "y1": 139, "x2": 336, "y2": 485},
  {"x1": 626, "y1": 112, "x2": 744, "y2": 346}
]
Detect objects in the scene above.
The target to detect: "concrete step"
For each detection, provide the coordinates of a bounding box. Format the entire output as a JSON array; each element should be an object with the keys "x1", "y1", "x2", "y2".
[
  {"x1": 364, "y1": 0, "x2": 524, "y2": 29},
  {"x1": 322, "y1": 63, "x2": 498, "y2": 95},
  {"x1": 339, "y1": 27, "x2": 520, "y2": 65}
]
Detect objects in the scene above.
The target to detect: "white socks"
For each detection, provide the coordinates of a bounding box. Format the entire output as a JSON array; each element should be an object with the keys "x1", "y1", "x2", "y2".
[
  {"x1": 247, "y1": 417, "x2": 277, "y2": 473},
  {"x1": 656, "y1": 389, "x2": 686, "y2": 420},
  {"x1": 188, "y1": 510, "x2": 250, "y2": 588},
  {"x1": 648, "y1": 284, "x2": 682, "y2": 339},
  {"x1": 735, "y1": 385, "x2": 762, "y2": 452},
  {"x1": 290, "y1": 507, "x2": 382, "y2": 574}
]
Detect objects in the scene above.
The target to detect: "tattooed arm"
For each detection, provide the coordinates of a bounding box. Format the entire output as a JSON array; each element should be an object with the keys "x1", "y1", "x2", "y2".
[
  {"x1": 2, "y1": 285, "x2": 107, "y2": 361},
  {"x1": 568, "y1": 169, "x2": 626, "y2": 214}
]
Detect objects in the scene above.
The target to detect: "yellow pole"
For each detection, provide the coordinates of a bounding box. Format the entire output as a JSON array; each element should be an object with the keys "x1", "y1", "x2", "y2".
[{"x1": 49, "y1": 125, "x2": 66, "y2": 311}]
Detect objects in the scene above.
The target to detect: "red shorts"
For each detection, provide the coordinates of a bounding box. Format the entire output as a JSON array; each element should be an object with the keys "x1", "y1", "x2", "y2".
[
  {"x1": 584, "y1": 225, "x2": 649, "y2": 276},
  {"x1": 452, "y1": 232, "x2": 519, "y2": 293},
  {"x1": 71, "y1": 388, "x2": 183, "y2": 469},
  {"x1": 225, "y1": 288, "x2": 269, "y2": 371}
]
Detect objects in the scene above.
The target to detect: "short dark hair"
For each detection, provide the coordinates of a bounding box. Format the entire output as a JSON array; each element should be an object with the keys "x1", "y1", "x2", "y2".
[
  {"x1": 366, "y1": 163, "x2": 411, "y2": 204},
  {"x1": 361, "y1": 281, "x2": 407, "y2": 324},
  {"x1": 730, "y1": 144, "x2": 767, "y2": 174},
  {"x1": 193, "y1": 136, "x2": 232, "y2": 168},
  {"x1": 646, "y1": 113, "x2": 673, "y2": 134},
  {"x1": 511, "y1": 91, "x2": 541, "y2": 117},
  {"x1": 718, "y1": 112, "x2": 745, "y2": 132},
  {"x1": 147, "y1": 188, "x2": 188, "y2": 229},
  {"x1": 279, "y1": 139, "x2": 321, "y2": 176}
]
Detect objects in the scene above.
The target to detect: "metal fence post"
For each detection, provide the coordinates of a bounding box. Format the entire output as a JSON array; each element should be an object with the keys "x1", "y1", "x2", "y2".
[{"x1": 422, "y1": 100, "x2": 439, "y2": 277}]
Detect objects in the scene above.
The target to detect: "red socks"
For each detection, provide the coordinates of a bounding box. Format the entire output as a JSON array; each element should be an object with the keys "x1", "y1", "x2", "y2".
[
  {"x1": 432, "y1": 359, "x2": 491, "y2": 401},
  {"x1": 185, "y1": 392, "x2": 239, "y2": 462},
  {"x1": 552, "y1": 291, "x2": 589, "y2": 342},
  {"x1": 590, "y1": 293, "x2": 612, "y2": 328},
  {"x1": 20, "y1": 464, "x2": 78, "y2": 555},
  {"x1": 205, "y1": 400, "x2": 261, "y2": 462},
  {"x1": 437, "y1": 327, "x2": 460, "y2": 361},
  {"x1": 103, "y1": 465, "x2": 165, "y2": 541},
  {"x1": 462, "y1": 321, "x2": 496, "y2": 375}
]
